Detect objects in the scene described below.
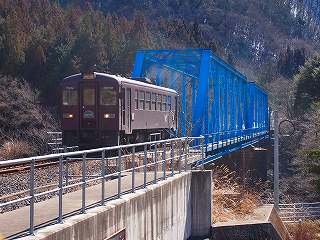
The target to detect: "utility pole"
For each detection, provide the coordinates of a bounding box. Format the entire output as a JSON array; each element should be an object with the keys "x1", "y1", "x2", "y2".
[{"x1": 273, "y1": 111, "x2": 279, "y2": 210}]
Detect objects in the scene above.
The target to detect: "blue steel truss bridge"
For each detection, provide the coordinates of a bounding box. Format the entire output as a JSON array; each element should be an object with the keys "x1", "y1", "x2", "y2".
[{"x1": 132, "y1": 48, "x2": 270, "y2": 164}]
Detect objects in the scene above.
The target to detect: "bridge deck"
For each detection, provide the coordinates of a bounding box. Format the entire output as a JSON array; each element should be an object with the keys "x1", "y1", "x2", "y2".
[{"x1": 0, "y1": 172, "x2": 165, "y2": 239}]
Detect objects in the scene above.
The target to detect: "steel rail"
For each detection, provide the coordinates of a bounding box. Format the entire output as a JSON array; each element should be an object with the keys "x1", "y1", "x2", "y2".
[{"x1": 0, "y1": 137, "x2": 193, "y2": 167}]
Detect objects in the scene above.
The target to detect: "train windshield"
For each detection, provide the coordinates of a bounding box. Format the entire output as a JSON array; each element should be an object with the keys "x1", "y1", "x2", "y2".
[
  {"x1": 83, "y1": 88, "x2": 95, "y2": 106},
  {"x1": 63, "y1": 87, "x2": 77, "y2": 106},
  {"x1": 100, "y1": 87, "x2": 117, "y2": 106}
]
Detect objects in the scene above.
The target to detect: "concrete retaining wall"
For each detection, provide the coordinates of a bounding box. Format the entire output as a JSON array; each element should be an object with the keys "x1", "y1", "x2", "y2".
[
  {"x1": 20, "y1": 171, "x2": 212, "y2": 240},
  {"x1": 191, "y1": 171, "x2": 212, "y2": 238}
]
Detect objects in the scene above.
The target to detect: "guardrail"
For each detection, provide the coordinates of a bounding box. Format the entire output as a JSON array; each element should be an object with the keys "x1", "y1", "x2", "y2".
[
  {"x1": 53, "y1": 146, "x2": 79, "y2": 154},
  {"x1": 201, "y1": 127, "x2": 269, "y2": 165},
  {"x1": 204, "y1": 127, "x2": 269, "y2": 144},
  {"x1": 47, "y1": 132, "x2": 79, "y2": 153},
  {"x1": 47, "y1": 132, "x2": 62, "y2": 152},
  {"x1": 0, "y1": 136, "x2": 204, "y2": 237},
  {"x1": 279, "y1": 202, "x2": 320, "y2": 222}
]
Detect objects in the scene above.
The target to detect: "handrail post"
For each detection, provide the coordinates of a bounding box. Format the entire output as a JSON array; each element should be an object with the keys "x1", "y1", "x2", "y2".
[
  {"x1": 82, "y1": 153, "x2": 86, "y2": 213},
  {"x1": 162, "y1": 142, "x2": 166, "y2": 179},
  {"x1": 29, "y1": 158, "x2": 35, "y2": 235},
  {"x1": 178, "y1": 139, "x2": 182, "y2": 173},
  {"x1": 201, "y1": 136, "x2": 205, "y2": 169},
  {"x1": 205, "y1": 134, "x2": 208, "y2": 155},
  {"x1": 65, "y1": 157, "x2": 69, "y2": 186},
  {"x1": 117, "y1": 148, "x2": 122, "y2": 198},
  {"x1": 143, "y1": 145, "x2": 147, "y2": 188},
  {"x1": 58, "y1": 155, "x2": 63, "y2": 223},
  {"x1": 184, "y1": 138, "x2": 188, "y2": 171},
  {"x1": 170, "y1": 140, "x2": 174, "y2": 177},
  {"x1": 211, "y1": 133, "x2": 214, "y2": 151},
  {"x1": 154, "y1": 143, "x2": 157, "y2": 184},
  {"x1": 132, "y1": 147, "x2": 135, "y2": 193},
  {"x1": 101, "y1": 150, "x2": 106, "y2": 206},
  {"x1": 273, "y1": 111, "x2": 280, "y2": 210}
]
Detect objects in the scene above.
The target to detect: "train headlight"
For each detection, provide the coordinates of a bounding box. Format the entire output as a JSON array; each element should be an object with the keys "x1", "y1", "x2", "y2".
[
  {"x1": 104, "y1": 113, "x2": 115, "y2": 119},
  {"x1": 63, "y1": 113, "x2": 74, "y2": 119}
]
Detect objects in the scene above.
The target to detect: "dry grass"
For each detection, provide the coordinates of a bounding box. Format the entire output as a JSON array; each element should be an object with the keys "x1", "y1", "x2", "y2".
[
  {"x1": 212, "y1": 165, "x2": 265, "y2": 223},
  {"x1": 0, "y1": 140, "x2": 34, "y2": 160},
  {"x1": 0, "y1": 76, "x2": 59, "y2": 158},
  {"x1": 286, "y1": 220, "x2": 320, "y2": 240}
]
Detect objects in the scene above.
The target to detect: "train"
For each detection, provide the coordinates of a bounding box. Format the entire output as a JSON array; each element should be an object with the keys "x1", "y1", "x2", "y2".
[{"x1": 61, "y1": 72, "x2": 178, "y2": 148}]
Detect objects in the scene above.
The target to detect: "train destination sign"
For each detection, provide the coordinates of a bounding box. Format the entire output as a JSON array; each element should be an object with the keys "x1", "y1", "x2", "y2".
[{"x1": 83, "y1": 110, "x2": 95, "y2": 119}]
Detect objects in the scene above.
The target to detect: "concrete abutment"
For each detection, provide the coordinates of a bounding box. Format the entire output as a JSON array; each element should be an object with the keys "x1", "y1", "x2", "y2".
[{"x1": 208, "y1": 138, "x2": 272, "y2": 182}]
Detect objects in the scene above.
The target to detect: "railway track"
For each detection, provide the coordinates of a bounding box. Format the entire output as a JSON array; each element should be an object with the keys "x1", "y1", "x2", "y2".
[
  {"x1": 0, "y1": 152, "x2": 140, "y2": 175},
  {"x1": 0, "y1": 160, "x2": 60, "y2": 175},
  {"x1": 0, "y1": 145, "x2": 80, "y2": 174}
]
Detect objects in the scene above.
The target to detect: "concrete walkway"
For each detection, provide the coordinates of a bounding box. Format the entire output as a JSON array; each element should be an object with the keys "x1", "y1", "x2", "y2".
[{"x1": 0, "y1": 172, "x2": 162, "y2": 238}]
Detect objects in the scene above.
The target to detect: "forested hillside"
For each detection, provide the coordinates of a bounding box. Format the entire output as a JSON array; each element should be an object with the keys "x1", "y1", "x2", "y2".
[
  {"x1": 0, "y1": 0, "x2": 318, "y2": 106},
  {"x1": 0, "y1": 0, "x2": 320, "y2": 200}
]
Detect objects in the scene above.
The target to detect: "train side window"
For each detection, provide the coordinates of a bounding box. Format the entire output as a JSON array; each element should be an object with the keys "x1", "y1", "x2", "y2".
[
  {"x1": 139, "y1": 91, "x2": 145, "y2": 110},
  {"x1": 135, "y1": 90, "x2": 138, "y2": 109},
  {"x1": 83, "y1": 88, "x2": 95, "y2": 106},
  {"x1": 151, "y1": 93, "x2": 156, "y2": 110},
  {"x1": 100, "y1": 87, "x2": 117, "y2": 106},
  {"x1": 63, "y1": 87, "x2": 77, "y2": 106},
  {"x1": 167, "y1": 96, "x2": 172, "y2": 111},
  {"x1": 157, "y1": 94, "x2": 162, "y2": 111},
  {"x1": 146, "y1": 92, "x2": 151, "y2": 110},
  {"x1": 162, "y1": 95, "x2": 167, "y2": 111}
]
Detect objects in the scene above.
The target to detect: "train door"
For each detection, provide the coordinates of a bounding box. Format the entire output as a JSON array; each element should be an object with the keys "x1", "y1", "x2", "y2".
[
  {"x1": 126, "y1": 88, "x2": 132, "y2": 133},
  {"x1": 121, "y1": 88, "x2": 125, "y2": 131},
  {"x1": 80, "y1": 82, "x2": 97, "y2": 129}
]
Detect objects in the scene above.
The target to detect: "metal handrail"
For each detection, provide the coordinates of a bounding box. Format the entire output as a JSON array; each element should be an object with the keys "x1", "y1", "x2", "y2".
[
  {"x1": 279, "y1": 202, "x2": 320, "y2": 206},
  {"x1": 279, "y1": 202, "x2": 320, "y2": 222},
  {"x1": 0, "y1": 136, "x2": 201, "y2": 237}
]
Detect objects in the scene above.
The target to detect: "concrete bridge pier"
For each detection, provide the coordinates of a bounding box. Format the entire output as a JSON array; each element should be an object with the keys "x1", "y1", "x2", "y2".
[
  {"x1": 239, "y1": 139, "x2": 271, "y2": 182},
  {"x1": 210, "y1": 138, "x2": 272, "y2": 183}
]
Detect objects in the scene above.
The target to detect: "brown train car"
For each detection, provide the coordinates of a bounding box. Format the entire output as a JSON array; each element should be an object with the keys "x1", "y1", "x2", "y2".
[{"x1": 61, "y1": 72, "x2": 178, "y2": 148}]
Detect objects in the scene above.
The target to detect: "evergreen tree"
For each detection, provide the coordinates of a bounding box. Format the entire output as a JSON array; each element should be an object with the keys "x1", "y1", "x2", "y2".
[
  {"x1": 277, "y1": 46, "x2": 306, "y2": 78},
  {"x1": 294, "y1": 54, "x2": 320, "y2": 113}
]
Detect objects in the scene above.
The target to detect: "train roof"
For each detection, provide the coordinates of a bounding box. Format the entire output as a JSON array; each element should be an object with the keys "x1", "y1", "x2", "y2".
[{"x1": 63, "y1": 72, "x2": 177, "y2": 94}]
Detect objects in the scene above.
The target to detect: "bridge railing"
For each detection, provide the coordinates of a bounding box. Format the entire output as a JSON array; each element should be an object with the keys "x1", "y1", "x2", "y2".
[
  {"x1": 46, "y1": 131, "x2": 63, "y2": 152},
  {"x1": 47, "y1": 132, "x2": 79, "y2": 154},
  {"x1": 0, "y1": 136, "x2": 204, "y2": 238},
  {"x1": 202, "y1": 127, "x2": 269, "y2": 153},
  {"x1": 279, "y1": 202, "x2": 320, "y2": 222}
]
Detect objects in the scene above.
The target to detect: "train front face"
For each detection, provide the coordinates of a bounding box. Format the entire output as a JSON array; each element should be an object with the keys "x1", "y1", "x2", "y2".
[{"x1": 61, "y1": 73, "x2": 120, "y2": 149}]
